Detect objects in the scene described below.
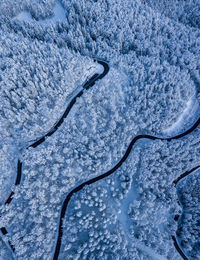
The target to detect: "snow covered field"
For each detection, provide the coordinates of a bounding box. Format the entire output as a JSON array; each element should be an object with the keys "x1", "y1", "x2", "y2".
[
  {"x1": 15, "y1": 1, "x2": 66, "y2": 25},
  {"x1": 0, "y1": 0, "x2": 200, "y2": 259}
]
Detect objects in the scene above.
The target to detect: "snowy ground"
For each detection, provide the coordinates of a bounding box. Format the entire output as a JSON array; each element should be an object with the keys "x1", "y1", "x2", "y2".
[
  {"x1": 0, "y1": 0, "x2": 200, "y2": 259},
  {"x1": 15, "y1": 1, "x2": 66, "y2": 25},
  {"x1": 163, "y1": 94, "x2": 199, "y2": 136},
  {"x1": 0, "y1": 237, "x2": 14, "y2": 260}
]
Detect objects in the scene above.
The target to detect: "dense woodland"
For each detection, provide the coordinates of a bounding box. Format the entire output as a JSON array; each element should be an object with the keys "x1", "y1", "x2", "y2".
[{"x1": 0, "y1": 0, "x2": 199, "y2": 259}]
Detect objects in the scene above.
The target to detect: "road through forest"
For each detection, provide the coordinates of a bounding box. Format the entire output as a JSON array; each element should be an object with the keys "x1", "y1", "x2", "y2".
[{"x1": 1, "y1": 60, "x2": 198, "y2": 260}]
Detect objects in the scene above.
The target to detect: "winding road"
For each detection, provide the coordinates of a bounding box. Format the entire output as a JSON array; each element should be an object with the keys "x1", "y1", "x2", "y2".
[
  {"x1": 1, "y1": 59, "x2": 199, "y2": 260},
  {"x1": 0, "y1": 59, "x2": 109, "y2": 255},
  {"x1": 29, "y1": 60, "x2": 109, "y2": 149},
  {"x1": 172, "y1": 166, "x2": 200, "y2": 260},
  {"x1": 172, "y1": 235, "x2": 188, "y2": 260},
  {"x1": 53, "y1": 117, "x2": 200, "y2": 259}
]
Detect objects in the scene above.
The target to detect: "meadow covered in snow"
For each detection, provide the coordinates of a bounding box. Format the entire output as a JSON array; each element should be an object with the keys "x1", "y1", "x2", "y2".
[{"x1": 0, "y1": 0, "x2": 200, "y2": 259}]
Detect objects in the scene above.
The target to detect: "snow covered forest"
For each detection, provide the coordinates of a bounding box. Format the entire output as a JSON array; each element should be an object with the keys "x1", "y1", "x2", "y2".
[{"x1": 0, "y1": 0, "x2": 199, "y2": 259}]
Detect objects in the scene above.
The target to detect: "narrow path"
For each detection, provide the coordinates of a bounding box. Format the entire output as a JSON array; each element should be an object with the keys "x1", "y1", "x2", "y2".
[
  {"x1": 0, "y1": 60, "x2": 109, "y2": 254},
  {"x1": 53, "y1": 117, "x2": 200, "y2": 260}
]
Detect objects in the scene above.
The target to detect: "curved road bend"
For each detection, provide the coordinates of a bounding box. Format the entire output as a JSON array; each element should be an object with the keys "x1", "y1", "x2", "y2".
[
  {"x1": 172, "y1": 235, "x2": 188, "y2": 260},
  {"x1": 0, "y1": 60, "x2": 109, "y2": 254},
  {"x1": 29, "y1": 60, "x2": 109, "y2": 149},
  {"x1": 1, "y1": 58, "x2": 199, "y2": 259},
  {"x1": 0, "y1": 159, "x2": 22, "y2": 252},
  {"x1": 173, "y1": 165, "x2": 200, "y2": 185},
  {"x1": 53, "y1": 117, "x2": 200, "y2": 260},
  {"x1": 172, "y1": 165, "x2": 200, "y2": 260},
  {"x1": 3, "y1": 60, "x2": 108, "y2": 207}
]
